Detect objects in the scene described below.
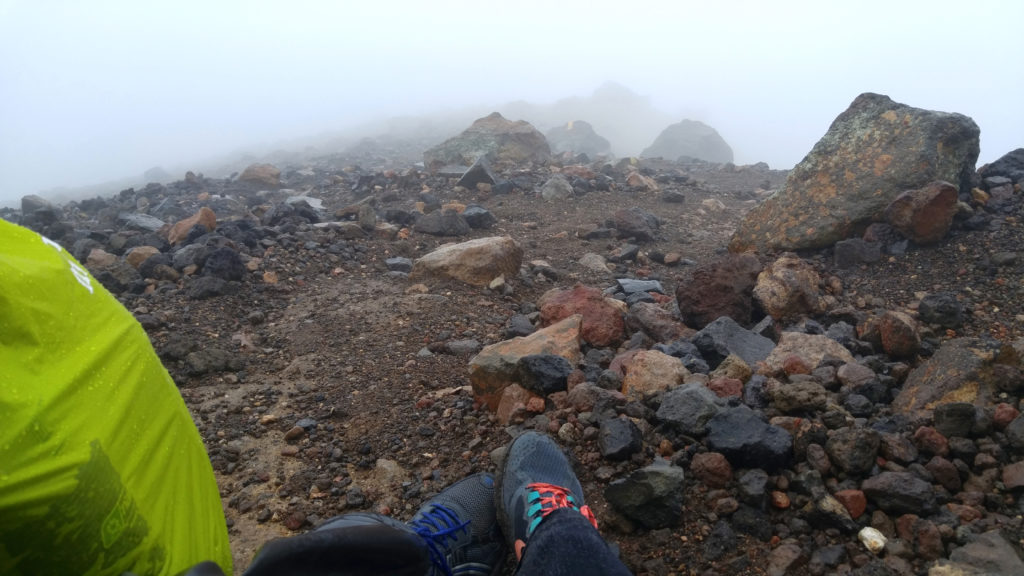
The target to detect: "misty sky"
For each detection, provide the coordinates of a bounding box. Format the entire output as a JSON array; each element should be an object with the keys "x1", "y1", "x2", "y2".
[{"x1": 2, "y1": 0, "x2": 1021, "y2": 207}]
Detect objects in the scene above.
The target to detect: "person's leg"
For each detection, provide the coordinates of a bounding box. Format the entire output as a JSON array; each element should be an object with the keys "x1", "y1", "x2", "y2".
[
  {"x1": 243, "y1": 473, "x2": 504, "y2": 576},
  {"x1": 497, "y1": 432, "x2": 631, "y2": 576}
]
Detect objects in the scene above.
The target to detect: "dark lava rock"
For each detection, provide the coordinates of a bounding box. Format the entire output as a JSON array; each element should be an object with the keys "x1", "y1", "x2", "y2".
[
  {"x1": 737, "y1": 468, "x2": 769, "y2": 507},
  {"x1": 616, "y1": 278, "x2": 665, "y2": 295},
  {"x1": 979, "y1": 147, "x2": 1024, "y2": 183},
  {"x1": 861, "y1": 471, "x2": 936, "y2": 515},
  {"x1": 456, "y1": 157, "x2": 496, "y2": 189},
  {"x1": 188, "y1": 276, "x2": 229, "y2": 300},
  {"x1": 703, "y1": 521, "x2": 737, "y2": 562},
  {"x1": 597, "y1": 417, "x2": 642, "y2": 461},
  {"x1": 933, "y1": 402, "x2": 977, "y2": 438},
  {"x1": 604, "y1": 459, "x2": 685, "y2": 528},
  {"x1": 186, "y1": 348, "x2": 243, "y2": 375},
  {"x1": 825, "y1": 427, "x2": 880, "y2": 476},
  {"x1": 612, "y1": 207, "x2": 659, "y2": 241},
  {"x1": 706, "y1": 405, "x2": 792, "y2": 471},
  {"x1": 413, "y1": 210, "x2": 470, "y2": 237},
  {"x1": 462, "y1": 205, "x2": 497, "y2": 229},
  {"x1": 918, "y1": 292, "x2": 964, "y2": 328},
  {"x1": 517, "y1": 354, "x2": 572, "y2": 395},
  {"x1": 385, "y1": 257, "x2": 414, "y2": 273},
  {"x1": 655, "y1": 382, "x2": 724, "y2": 436},
  {"x1": 692, "y1": 316, "x2": 775, "y2": 369},
  {"x1": 203, "y1": 247, "x2": 245, "y2": 281},
  {"x1": 641, "y1": 119, "x2": 733, "y2": 164},
  {"x1": 833, "y1": 238, "x2": 881, "y2": 269}
]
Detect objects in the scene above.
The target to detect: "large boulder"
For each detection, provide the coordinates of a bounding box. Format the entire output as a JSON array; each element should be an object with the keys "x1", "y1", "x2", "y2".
[
  {"x1": 410, "y1": 236, "x2": 522, "y2": 287},
  {"x1": 546, "y1": 120, "x2": 611, "y2": 157},
  {"x1": 730, "y1": 93, "x2": 980, "y2": 252},
  {"x1": 641, "y1": 120, "x2": 733, "y2": 164},
  {"x1": 423, "y1": 112, "x2": 550, "y2": 170}
]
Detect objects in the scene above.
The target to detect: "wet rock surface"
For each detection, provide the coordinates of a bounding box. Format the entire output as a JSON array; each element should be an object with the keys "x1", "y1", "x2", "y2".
[{"x1": 7, "y1": 105, "x2": 1024, "y2": 575}]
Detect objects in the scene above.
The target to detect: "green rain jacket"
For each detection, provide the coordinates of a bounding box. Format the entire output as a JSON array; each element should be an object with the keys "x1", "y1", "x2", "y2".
[{"x1": 0, "y1": 219, "x2": 231, "y2": 575}]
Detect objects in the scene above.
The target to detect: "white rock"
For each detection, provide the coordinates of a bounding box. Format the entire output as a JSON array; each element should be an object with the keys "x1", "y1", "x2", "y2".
[{"x1": 858, "y1": 526, "x2": 887, "y2": 554}]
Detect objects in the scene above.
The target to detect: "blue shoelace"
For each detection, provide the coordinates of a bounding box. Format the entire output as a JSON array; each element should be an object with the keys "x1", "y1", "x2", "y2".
[{"x1": 409, "y1": 504, "x2": 470, "y2": 576}]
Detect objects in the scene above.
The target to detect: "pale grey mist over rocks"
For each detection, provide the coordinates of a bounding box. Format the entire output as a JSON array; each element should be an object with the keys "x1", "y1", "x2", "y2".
[{"x1": 1, "y1": 0, "x2": 1021, "y2": 207}]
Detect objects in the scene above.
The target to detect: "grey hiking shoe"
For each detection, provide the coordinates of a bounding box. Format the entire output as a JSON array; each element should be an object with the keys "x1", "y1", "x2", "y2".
[
  {"x1": 407, "y1": 472, "x2": 505, "y2": 576},
  {"x1": 496, "y1": 431, "x2": 598, "y2": 561}
]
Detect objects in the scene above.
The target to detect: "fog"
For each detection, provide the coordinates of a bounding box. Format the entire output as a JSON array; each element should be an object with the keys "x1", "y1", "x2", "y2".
[{"x1": 2, "y1": 0, "x2": 1021, "y2": 208}]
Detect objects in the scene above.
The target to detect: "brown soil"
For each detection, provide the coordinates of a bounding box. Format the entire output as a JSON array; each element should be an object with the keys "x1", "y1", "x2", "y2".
[{"x1": 137, "y1": 158, "x2": 1024, "y2": 575}]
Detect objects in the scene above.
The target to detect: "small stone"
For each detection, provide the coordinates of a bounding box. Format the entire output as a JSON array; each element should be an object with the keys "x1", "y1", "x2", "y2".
[
  {"x1": 280, "y1": 445, "x2": 300, "y2": 457},
  {"x1": 690, "y1": 452, "x2": 733, "y2": 488},
  {"x1": 284, "y1": 426, "x2": 306, "y2": 442},
  {"x1": 859, "y1": 527, "x2": 887, "y2": 554}
]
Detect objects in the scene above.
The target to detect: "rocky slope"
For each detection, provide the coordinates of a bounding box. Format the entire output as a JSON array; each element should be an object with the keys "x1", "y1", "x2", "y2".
[{"x1": 8, "y1": 138, "x2": 1024, "y2": 576}]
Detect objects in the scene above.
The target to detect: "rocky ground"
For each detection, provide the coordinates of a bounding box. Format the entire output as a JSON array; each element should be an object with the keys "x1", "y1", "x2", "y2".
[{"x1": 8, "y1": 145, "x2": 1024, "y2": 576}]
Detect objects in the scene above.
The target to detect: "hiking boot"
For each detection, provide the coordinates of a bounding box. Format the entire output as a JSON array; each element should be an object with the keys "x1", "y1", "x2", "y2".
[
  {"x1": 496, "y1": 431, "x2": 598, "y2": 560},
  {"x1": 407, "y1": 472, "x2": 505, "y2": 576}
]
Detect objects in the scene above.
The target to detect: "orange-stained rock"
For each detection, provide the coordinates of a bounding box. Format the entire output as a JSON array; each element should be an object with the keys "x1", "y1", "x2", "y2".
[
  {"x1": 879, "y1": 310, "x2": 920, "y2": 358},
  {"x1": 167, "y1": 207, "x2": 217, "y2": 245},
  {"x1": 762, "y1": 332, "x2": 854, "y2": 375},
  {"x1": 730, "y1": 93, "x2": 979, "y2": 252},
  {"x1": 469, "y1": 315, "x2": 582, "y2": 411},
  {"x1": 125, "y1": 245, "x2": 160, "y2": 269},
  {"x1": 621, "y1": 350, "x2": 689, "y2": 401}
]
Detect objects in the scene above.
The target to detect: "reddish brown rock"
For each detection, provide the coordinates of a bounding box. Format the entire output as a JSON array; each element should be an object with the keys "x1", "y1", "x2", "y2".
[
  {"x1": 913, "y1": 426, "x2": 949, "y2": 457},
  {"x1": 925, "y1": 456, "x2": 961, "y2": 492},
  {"x1": 946, "y1": 503, "x2": 983, "y2": 524},
  {"x1": 167, "y1": 206, "x2": 217, "y2": 245},
  {"x1": 994, "y1": 403, "x2": 1020, "y2": 429},
  {"x1": 783, "y1": 355, "x2": 812, "y2": 375},
  {"x1": 879, "y1": 311, "x2": 920, "y2": 358},
  {"x1": 770, "y1": 491, "x2": 791, "y2": 510},
  {"x1": 676, "y1": 253, "x2": 762, "y2": 329},
  {"x1": 730, "y1": 93, "x2": 979, "y2": 252},
  {"x1": 539, "y1": 284, "x2": 626, "y2": 348},
  {"x1": 690, "y1": 452, "x2": 732, "y2": 488},
  {"x1": 834, "y1": 489, "x2": 867, "y2": 519},
  {"x1": 883, "y1": 181, "x2": 959, "y2": 245},
  {"x1": 706, "y1": 377, "x2": 743, "y2": 399}
]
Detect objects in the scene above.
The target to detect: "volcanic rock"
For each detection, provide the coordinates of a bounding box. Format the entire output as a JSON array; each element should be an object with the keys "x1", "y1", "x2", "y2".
[
  {"x1": 641, "y1": 120, "x2": 733, "y2": 164},
  {"x1": 676, "y1": 253, "x2": 762, "y2": 329},
  {"x1": 238, "y1": 163, "x2": 281, "y2": 188},
  {"x1": 604, "y1": 459, "x2": 685, "y2": 528},
  {"x1": 538, "y1": 284, "x2": 626, "y2": 348},
  {"x1": 546, "y1": 120, "x2": 611, "y2": 157},
  {"x1": 891, "y1": 338, "x2": 1002, "y2": 418},
  {"x1": 410, "y1": 236, "x2": 523, "y2": 287},
  {"x1": 883, "y1": 181, "x2": 959, "y2": 245},
  {"x1": 861, "y1": 471, "x2": 936, "y2": 515},
  {"x1": 753, "y1": 253, "x2": 825, "y2": 320},
  {"x1": 706, "y1": 404, "x2": 792, "y2": 471},
  {"x1": 423, "y1": 112, "x2": 550, "y2": 170},
  {"x1": 655, "y1": 382, "x2": 724, "y2": 436},
  {"x1": 539, "y1": 175, "x2": 574, "y2": 201},
  {"x1": 468, "y1": 315, "x2": 582, "y2": 410},
  {"x1": 730, "y1": 93, "x2": 980, "y2": 252}
]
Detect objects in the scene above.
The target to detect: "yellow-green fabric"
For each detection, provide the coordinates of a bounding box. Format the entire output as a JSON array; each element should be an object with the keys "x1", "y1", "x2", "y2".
[{"x1": 0, "y1": 220, "x2": 231, "y2": 576}]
